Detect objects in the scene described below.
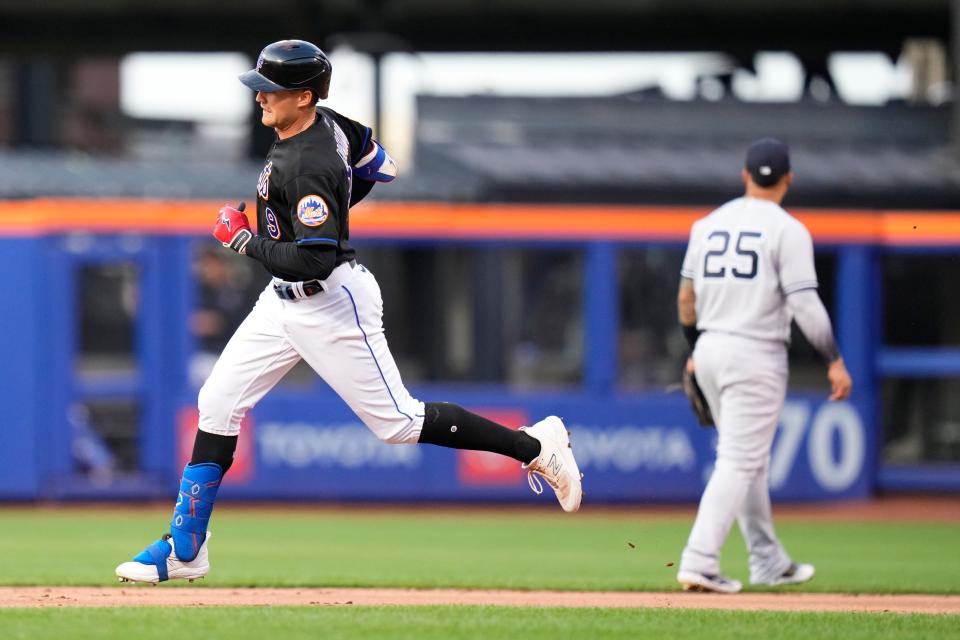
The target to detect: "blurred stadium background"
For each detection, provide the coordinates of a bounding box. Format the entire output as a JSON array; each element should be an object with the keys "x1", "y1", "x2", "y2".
[{"x1": 0, "y1": 0, "x2": 958, "y2": 504}]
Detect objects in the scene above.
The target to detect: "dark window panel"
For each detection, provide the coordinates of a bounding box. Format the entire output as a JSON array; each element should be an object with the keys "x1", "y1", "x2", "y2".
[
  {"x1": 882, "y1": 377, "x2": 960, "y2": 464},
  {"x1": 883, "y1": 254, "x2": 960, "y2": 346},
  {"x1": 76, "y1": 262, "x2": 139, "y2": 378}
]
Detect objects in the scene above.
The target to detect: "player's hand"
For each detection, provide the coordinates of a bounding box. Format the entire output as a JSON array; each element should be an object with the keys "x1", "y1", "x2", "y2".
[
  {"x1": 213, "y1": 202, "x2": 252, "y2": 254},
  {"x1": 827, "y1": 357, "x2": 852, "y2": 401}
]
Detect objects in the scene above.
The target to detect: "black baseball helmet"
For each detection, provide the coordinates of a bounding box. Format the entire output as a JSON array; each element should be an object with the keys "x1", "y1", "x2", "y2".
[{"x1": 239, "y1": 40, "x2": 332, "y2": 100}]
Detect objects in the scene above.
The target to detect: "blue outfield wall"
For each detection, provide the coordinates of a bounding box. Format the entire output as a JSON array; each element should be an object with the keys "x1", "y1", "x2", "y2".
[
  {"x1": 199, "y1": 390, "x2": 870, "y2": 502},
  {"x1": 0, "y1": 239, "x2": 42, "y2": 498},
  {"x1": 1, "y1": 227, "x2": 955, "y2": 501}
]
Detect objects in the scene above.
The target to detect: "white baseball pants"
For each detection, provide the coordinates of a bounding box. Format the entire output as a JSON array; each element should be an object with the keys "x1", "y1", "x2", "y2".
[
  {"x1": 679, "y1": 332, "x2": 794, "y2": 584},
  {"x1": 197, "y1": 262, "x2": 425, "y2": 444}
]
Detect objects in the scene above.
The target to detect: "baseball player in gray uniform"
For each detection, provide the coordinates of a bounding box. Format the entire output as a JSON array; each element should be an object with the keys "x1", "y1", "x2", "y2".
[
  {"x1": 115, "y1": 39, "x2": 582, "y2": 584},
  {"x1": 675, "y1": 138, "x2": 853, "y2": 593}
]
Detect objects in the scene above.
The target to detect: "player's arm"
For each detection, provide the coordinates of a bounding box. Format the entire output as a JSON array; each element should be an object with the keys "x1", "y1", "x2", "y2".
[
  {"x1": 678, "y1": 221, "x2": 702, "y2": 354},
  {"x1": 350, "y1": 178, "x2": 375, "y2": 207},
  {"x1": 785, "y1": 289, "x2": 839, "y2": 363},
  {"x1": 212, "y1": 173, "x2": 340, "y2": 282},
  {"x1": 213, "y1": 203, "x2": 336, "y2": 281},
  {"x1": 350, "y1": 139, "x2": 398, "y2": 206},
  {"x1": 323, "y1": 109, "x2": 399, "y2": 207},
  {"x1": 678, "y1": 248, "x2": 711, "y2": 425},
  {"x1": 250, "y1": 173, "x2": 343, "y2": 281},
  {"x1": 779, "y1": 224, "x2": 852, "y2": 400},
  {"x1": 354, "y1": 139, "x2": 398, "y2": 183},
  {"x1": 245, "y1": 237, "x2": 336, "y2": 282},
  {"x1": 785, "y1": 290, "x2": 851, "y2": 400},
  {"x1": 677, "y1": 277, "x2": 700, "y2": 354}
]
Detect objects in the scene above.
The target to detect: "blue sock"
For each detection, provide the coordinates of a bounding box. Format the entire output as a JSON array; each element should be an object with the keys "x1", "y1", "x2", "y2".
[{"x1": 170, "y1": 462, "x2": 223, "y2": 562}]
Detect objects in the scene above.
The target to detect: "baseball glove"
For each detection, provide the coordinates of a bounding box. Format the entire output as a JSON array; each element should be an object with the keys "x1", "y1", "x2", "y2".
[{"x1": 682, "y1": 368, "x2": 715, "y2": 428}]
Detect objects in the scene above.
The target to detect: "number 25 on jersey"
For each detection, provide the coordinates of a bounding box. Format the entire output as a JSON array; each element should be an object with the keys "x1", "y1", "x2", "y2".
[{"x1": 703, "y1": 230, "x2": 762, "y2": 279}]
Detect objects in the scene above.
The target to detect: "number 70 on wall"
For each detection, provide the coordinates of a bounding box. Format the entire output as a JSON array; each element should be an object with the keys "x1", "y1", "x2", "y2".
[{"x1": 769, "y1": 400, "x2": 866, "y2": 492}]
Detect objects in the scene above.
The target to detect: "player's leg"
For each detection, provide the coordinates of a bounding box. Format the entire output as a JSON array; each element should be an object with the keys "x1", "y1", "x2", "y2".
[
  {"x1": 286, "y1": 264, "x2": 529, "y2": 451},
  {"x1": 284, "y1": 266, "x2": 426, "y2": 442},
  {"x1": 116, "y1": 285, "x2": 302, "y2": 583},
  {"x1": 736, "y1": 387, "x2": 814, "y2": 586},
  {"x1": 420, "y1": 402, "x2": 582, "y2": 512},
  {"x1": 678, "y1": 334, "x2": 738, "y2": 589},
  {"x1": 733, "y1": 359, "x2": 797, "y2": 586},
  {"x1": 170, "y1": 292, "x2": 302, "y2": 555},
  {"x1": 678, "y1": 336, "x2": 784, "y2": 592},
  {"x1": 677, "y1": 434, "x2": 753, "y2": 590},
  {"x1": 736, "y1": 459, "x2": 795, "y2": 584},
  {"x1": 286, "y1": 264, "x2": 581, "y2": 511},
  {"x1": 417, "y1": 402, "x2": 536, "y2": 462}
]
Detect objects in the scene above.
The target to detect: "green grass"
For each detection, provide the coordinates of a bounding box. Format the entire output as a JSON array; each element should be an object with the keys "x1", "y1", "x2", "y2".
[
  {"x1": 0, "y1": 507, "x2": 958, "y2": 593},
  {"x1": 2, "y1": 606, "x2": 957, "y2": 640}
]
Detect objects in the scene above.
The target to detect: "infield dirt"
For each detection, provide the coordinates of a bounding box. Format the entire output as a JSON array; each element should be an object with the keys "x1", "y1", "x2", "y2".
[{"x1": 1, "y1": 587, "x2": 959, "y2": 614}]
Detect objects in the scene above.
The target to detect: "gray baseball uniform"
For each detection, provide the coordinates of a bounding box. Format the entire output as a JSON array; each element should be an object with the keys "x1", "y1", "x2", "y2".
[{"x1": 678, "y1": 195, "x2": 820, "y2": 584}]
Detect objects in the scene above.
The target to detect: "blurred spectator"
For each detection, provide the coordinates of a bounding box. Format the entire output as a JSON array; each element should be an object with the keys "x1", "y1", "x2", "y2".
[
  {"x1": 69, "y1": 403, "x2": 115, "y2": 484},
  {"x1": 510, "y1": 252, "x2": 583, "y2": 387},
  {"x1": 619, "y1": 248, "x2": 686, "y2": 389},
  {"x1": 189, "y1": 247, "x2": 266, "y2": 387}
]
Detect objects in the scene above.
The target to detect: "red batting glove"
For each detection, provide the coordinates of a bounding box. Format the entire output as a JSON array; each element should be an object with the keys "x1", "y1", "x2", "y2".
[{"x1": 213, "y1": 203, "x2": 252, "y2": 254}]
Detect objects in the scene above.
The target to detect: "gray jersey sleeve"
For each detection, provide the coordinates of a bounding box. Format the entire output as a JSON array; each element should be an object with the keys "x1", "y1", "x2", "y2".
[
  {"x1": 779, "y1": 222, "x2": 818, "y2": 295},
  {"x1": 786, "y1": 289, "x2": 840, "y2": 362}
]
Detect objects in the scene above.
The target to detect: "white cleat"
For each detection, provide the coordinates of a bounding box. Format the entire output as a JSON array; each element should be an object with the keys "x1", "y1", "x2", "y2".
[
  {"x1": 754, "y1": 562, "x2": 815, "y2": 587},
  {"x1": 677, "y1": 569, "x2": 743, "y2": 594},
  {"x1": 520, "y1": 416, "x2": 583, "y2": 512},
  {"x1": 115, "y1": 531, "x2": 212, "y2": 584}
]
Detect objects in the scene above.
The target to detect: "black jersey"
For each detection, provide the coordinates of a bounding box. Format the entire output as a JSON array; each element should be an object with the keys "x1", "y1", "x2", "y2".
[{"x1": 253, "y1": 106, "x2": 371, "y2": 281}]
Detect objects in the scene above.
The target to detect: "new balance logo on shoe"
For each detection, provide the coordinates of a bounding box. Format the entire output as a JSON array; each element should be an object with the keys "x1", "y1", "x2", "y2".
[
  {"x1": 519, "y1": 417, "x2": 582, "y2": 512},
  {"x1": 546, "y1": 454, "x2": 562, "y2": 475}
]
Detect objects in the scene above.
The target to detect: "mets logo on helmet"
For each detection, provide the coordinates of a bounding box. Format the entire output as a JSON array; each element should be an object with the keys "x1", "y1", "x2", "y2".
[
  {"x1": 296, "y1": 195, "x2": 329, "y2": 227},
  {"x1": 256, "y1": 55, "x2": 265, "y2": 71}
]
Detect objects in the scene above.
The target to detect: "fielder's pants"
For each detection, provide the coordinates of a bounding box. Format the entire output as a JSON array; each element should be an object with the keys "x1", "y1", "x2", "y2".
[{"x1": 679, "y1": 332, "x2": 794, "y2": 584}]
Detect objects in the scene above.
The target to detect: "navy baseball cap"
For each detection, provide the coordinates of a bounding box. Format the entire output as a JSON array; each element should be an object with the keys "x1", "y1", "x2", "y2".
[{"x1": 745, "y1": 138, "x2": 790, "y2": 187}]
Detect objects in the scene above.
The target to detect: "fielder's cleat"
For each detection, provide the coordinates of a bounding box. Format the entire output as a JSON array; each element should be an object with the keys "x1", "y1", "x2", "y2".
[
  {"x1": 520, "y1": 416, "x2": 583, "y2": 512},
  {"x1": 753, "y1": 562, "x2": 815, "y2": 587},
  {"x1": 677, "y1": 569, "x2": 743, "y2": 594},
  {"x1": 115, "y1": 531, "x2": 212, "y2": 584}
]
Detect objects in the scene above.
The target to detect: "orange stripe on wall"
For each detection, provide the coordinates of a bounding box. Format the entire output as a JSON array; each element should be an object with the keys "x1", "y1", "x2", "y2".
[
  {"x1": 0, "y1": 199, "x2": 958, "y2": 245},
  {"x1": 880, "y1": 213, "x2": 960, "y2": 245},
  {"x1": 0, "y1": 199, "x2": 224, "y2": 235}
]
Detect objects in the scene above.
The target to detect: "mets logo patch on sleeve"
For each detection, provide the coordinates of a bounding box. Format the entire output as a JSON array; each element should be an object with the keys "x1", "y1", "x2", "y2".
[{"x1": 296, "y1": 195, "x2": 329, "y2": 227}]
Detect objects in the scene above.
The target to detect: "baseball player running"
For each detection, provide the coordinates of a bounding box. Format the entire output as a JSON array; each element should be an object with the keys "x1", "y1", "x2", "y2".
[
  {"x1": 116, "y1": 39, "x2": 582, "y2": 584},
  {"x1": 675, "y1": 138, "x2": 852, "y2": 593}
]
